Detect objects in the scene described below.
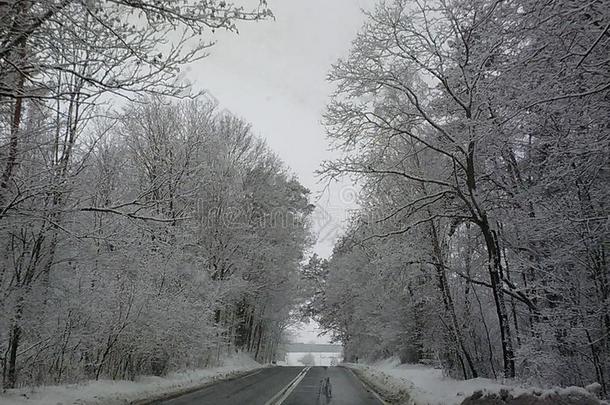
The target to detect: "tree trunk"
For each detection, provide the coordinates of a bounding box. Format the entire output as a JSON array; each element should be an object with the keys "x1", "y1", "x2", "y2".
[
  {"x1": 5, "y1": 315, "x2": 22, "y2": 388},
  {"x1": 480, "y1": 219, "x2": 515, "y2": 378},
  {"x1": 0, "y1": 69, "x2": 25, "y2": 206},
  {"x1": 429, "y1": 219, "x2": 478, "y2": 379}
]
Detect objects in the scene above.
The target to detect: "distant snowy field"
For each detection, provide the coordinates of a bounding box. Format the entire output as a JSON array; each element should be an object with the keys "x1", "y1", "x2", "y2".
[
  {"x1": 346, "y1": 358, "x2": 607, "y2": 405},
  {"x1": 0, "y1": 353, "x2": 261, "y2": 405}
]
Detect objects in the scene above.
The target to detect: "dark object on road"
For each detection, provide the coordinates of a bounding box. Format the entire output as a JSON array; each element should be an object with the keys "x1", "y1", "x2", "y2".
[{"x1": 319, "y1": 376, "x2": 332, "y2": 399}]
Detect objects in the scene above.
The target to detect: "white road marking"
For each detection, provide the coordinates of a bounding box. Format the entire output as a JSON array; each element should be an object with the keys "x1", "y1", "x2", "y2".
[
  {"x1": 347, "y1": 367, "x2": 389, "y2": 405},
  {"x1": 238, "y1": 369, "x2": 263, "y2": 379},
  {"x1": 264, "y1": 366, "x2": 311, "y2": 405}
]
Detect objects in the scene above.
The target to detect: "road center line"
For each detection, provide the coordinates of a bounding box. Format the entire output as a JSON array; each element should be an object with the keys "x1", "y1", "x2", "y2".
[{"x1": 263, "y1": 367, "x2": 311, "y2": 405}]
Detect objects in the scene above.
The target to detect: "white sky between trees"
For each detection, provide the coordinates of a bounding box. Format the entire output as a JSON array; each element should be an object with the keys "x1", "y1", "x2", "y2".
[{"x1": 185, "y1": 0, "x2": 375, "y2": 259}]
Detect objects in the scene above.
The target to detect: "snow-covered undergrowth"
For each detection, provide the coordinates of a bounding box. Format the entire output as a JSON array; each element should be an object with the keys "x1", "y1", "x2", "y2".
[
  {"x1": 346, "y1": 358, "x2": 506, "y2": 404},
  {"x1": 0, "y1": 353, "x2": 262, "y2": 405},
  {"x1": 346, "y1": 358, "x2": 608, "y2": 405}
]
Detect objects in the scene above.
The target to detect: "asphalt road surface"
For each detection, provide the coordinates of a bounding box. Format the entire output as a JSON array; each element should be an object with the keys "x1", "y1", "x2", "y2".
[{"x1": 154, "y1": 366, "x2": 384, "y2": 405}]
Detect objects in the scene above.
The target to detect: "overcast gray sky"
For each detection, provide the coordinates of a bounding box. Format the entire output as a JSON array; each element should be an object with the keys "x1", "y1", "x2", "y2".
[{"x1": 185, "y1": 0, "x2": 374, "y2": 259}]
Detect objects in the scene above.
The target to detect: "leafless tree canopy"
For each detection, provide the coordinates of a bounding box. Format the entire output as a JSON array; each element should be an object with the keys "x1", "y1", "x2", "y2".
[
  {"x1": 0, "y1": 0, "x2": 315, "y2": 390},
  {"x1": 310, "y1": 0, "x2": 610, "y2": 395}
]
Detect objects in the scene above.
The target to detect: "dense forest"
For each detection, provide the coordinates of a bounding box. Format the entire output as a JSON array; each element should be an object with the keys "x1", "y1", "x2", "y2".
[
  {"x1": 1, "y1": 0, "x2": 609, "y2": 400},
  {"x1": 309, "y1": 0, "x2": 609, "y2": 397},
  {"x1": 0, "y1": 1, "x2": 313, "y2": 389}
]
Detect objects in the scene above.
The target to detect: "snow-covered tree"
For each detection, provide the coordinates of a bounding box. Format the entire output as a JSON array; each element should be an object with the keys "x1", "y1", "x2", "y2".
[{"x1": 314, "y1": 0, "x2": 609, "y2": 395}]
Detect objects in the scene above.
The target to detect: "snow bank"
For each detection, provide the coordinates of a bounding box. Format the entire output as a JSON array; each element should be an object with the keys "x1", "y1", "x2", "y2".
[
  {"x1": 461, "y1": 386, "x2": 608, "y2": 405},
  {"x1": 0, "y1": 353, "x2": 262, "y2": 405},
  {"x1": 345, "y1": 358, "x2": 608, "y2": 405},
  {"x1": 346, "y1": 358, "x2": 510, "y2": 404}
]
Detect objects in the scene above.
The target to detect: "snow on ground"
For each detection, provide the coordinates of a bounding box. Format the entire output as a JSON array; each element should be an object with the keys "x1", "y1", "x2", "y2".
[
  {"x1": 345, "y1": 358, "x2": 607, "y2": 405},
  {"x1": 346, "y1": 357, "x2": 510, "y2": 404},
  {"x1": 0, "y1": 353, "x2": 262, "y2": 405}
]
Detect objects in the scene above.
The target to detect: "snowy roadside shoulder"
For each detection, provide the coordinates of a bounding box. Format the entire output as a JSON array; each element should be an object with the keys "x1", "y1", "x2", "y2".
[
  {"x1": 344, "y1": 358, "x2": 509, "y2": 404},
  {"x1": 0, "y1": 353, "x2": 264, "y2": 405},
  {"x1": 460, "y1": 384, "x2": 608, "y2": 405},
  {"x1": 344, "y1": 362, "x2": 415, "y2": 404},
  {"x1": 344, "y1": 358, "x2": 608, "y2": 405}
]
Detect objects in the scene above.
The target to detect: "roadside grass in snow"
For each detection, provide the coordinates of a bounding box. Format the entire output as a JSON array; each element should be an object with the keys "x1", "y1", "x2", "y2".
[
  {"x1": 345, "y1": 358, "x2": 608, "y2": 405},
  {"x1": 0, "y1": 353, "x2": 262, "y2": 405}
]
